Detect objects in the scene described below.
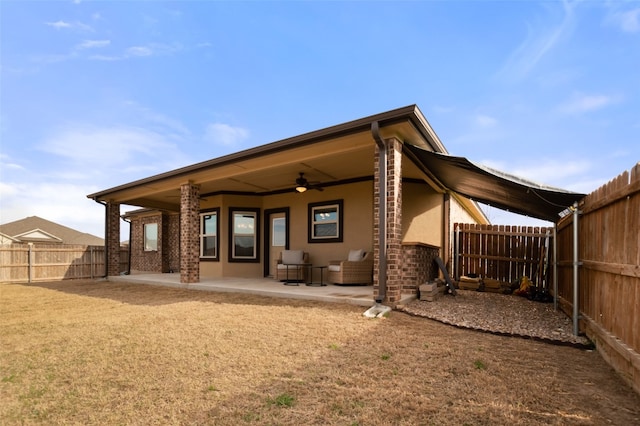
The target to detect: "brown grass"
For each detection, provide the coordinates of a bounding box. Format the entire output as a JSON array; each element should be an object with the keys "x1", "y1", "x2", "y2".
[{"x1": 1, "y1": 280, "x2": 638, "y2": 425}]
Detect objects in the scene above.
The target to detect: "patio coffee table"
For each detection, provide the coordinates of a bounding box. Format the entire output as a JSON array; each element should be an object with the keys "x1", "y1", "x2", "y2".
[
  {"x1": 306, "y1": 265, "x2": 328, "y2": 287},
  {"x1": 282, "y1": 263, "x2": 312, "y2": 286}
]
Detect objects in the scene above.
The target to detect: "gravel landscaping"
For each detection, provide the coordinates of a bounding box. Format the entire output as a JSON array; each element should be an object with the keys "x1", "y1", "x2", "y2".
[{"x1": 400, "y1": 289, "x2": 591, "y2": 347}]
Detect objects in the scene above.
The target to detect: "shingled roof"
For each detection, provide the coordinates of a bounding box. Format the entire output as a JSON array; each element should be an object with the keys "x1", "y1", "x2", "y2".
[{"x1": 0, "y1": 216, "x2": 104, "y2": 246}]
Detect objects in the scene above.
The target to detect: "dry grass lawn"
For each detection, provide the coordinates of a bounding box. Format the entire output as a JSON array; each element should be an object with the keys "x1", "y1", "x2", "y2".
[{"x1": 1, "y1": 280, "x2": 639, "y2": 425}]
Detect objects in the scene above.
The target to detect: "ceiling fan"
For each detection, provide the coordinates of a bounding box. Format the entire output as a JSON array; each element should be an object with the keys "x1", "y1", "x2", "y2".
[{"x1": 295, "y1": 172, "x2": 323, "y2": 192}]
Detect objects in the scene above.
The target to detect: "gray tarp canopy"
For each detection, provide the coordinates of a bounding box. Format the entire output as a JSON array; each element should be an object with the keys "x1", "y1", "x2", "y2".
[{"x1": 406, "y1": 144, "x2": 586, "y2": 222}]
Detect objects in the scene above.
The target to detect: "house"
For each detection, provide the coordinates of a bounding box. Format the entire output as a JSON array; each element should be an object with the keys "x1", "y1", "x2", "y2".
[
  {"x1": 0, "y1": 232, "x2": 20, "y2": 245},
  {"x1": 0, "y1": 216, "x2": 104, "y2": 246},
  {"x1": 88, "y1": 105, "x2": 583, "y2": 304}
]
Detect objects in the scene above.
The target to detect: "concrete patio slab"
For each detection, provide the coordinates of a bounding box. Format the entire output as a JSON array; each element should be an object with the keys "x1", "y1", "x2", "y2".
[{"x1": 108, "y1": 273, "x2": 416, "y2": 307}]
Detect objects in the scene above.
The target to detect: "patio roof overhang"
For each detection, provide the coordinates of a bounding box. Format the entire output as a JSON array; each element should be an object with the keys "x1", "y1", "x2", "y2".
[
  {"x1": 87, "y1": 105, "x2": 447, "y2": 210},
  {"x1": 405, "y1": 145, "x2": 586, "y2": 222}
]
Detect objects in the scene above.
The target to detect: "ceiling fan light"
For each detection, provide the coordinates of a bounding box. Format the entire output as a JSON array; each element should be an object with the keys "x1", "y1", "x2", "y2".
[{"x1": 296, "y1": 185, "x2": 307, "y2": 193}]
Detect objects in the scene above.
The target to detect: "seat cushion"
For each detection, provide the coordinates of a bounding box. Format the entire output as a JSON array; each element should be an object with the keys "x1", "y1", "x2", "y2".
[
  {"x1": 348, "y1": 249, "x2": 364, "y2": 261},
  {"x1": 328, "y1": 264, "x2": 341, "y2": 272},
  {"x1": 281, "y1": 250, "x2": 303, "y2": 264},
  {"x1": 277, "y1": 264, "x2": 303, "y2": 270}
]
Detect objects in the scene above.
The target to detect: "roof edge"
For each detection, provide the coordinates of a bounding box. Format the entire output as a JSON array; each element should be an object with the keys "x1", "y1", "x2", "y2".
[{"x1": 88, "y1": 104, "x2": 441, "y2": 200}]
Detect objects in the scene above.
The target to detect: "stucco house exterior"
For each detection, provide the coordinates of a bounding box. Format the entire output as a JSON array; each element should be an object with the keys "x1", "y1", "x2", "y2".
[{"x1": 88, "y1": 105, "x2": 490, "y2": 304}]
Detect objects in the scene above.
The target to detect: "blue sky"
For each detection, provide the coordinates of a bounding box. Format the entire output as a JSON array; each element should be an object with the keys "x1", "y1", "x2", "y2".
[{"x1": 1, "y1": 0, "x2": 639, "y2": 239}]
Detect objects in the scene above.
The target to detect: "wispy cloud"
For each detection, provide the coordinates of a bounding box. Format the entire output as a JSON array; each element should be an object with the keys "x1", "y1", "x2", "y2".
[
  {"x1": 474, "y1": 114, "x2": 498, "y2": 128},
  {"x1": 496, "y1": 1, "x2": 577, "y2": 82},
  {"x1": 126, "y1": 46, "x2": 153, "y2": 57},
  {"x1": 480, "y1": 157, "x2": 591, "y2": 189},
  {"x1": 0, "y1": 180, "x2": 107, "y2": 237},
  {"x1": 121, "y1": 100, "x2": 191, "y2": 136},
  {"x1": 606, "y1": 7, "x2": 640, "y2": 33},
  {"x1": 432, "y1": 105, "x2": 454, "y2": 114},
  {"x1": 90, "y1": 43, "x2": 182, "y2": 61},
  {"x1": 46, "y1": 20, "x2": 71, "y2": 29},
  {"x1": 2, "y1": 103, "x2": 194, "y2": 235},
  {"x1": 205, "y1": 123, "x2": 250, "y2": 147},
  {"x1": 45, "y1": 20, "x2": 93, "y2": 32},
  {"x1": 76, "y1": 40, "x2": 110, "y2": 50},
  {"x1": 557, "y1": 92, "x2": 621, "y2": 114},
  {"x1": 39, "y1": 125, "x2": 188, "y2": 172},
  {"x1": 0, "y1": 153, "x2": 24, "y2": 171}
]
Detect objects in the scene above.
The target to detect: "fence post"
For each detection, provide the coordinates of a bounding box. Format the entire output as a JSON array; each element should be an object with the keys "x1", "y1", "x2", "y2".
[
  {"x1": 90, "y1": 246, "x2": 94, "y2": 279},
  {"x1": 454, "y1": 224, "x2": 460, "y2": 281},
  {"x1": 572, "y1": 202, "x2": 581, "y2": 336},
  {"x1": 553, "y1": 224, "x2": 558, "y2": 311},
  {"x1": 28, "y1": 243, "x2": 33, "y2": 283}
]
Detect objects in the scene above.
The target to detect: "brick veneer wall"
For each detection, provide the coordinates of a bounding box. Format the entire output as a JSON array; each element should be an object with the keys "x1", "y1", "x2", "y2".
[
  {"x1": 373, "y1": 137, "x2": 403, "y2": 304},
  {"x1": 401, "y1": 243, "x2": 440, "y2": 295},
  {"x1": 165, "y1": 214, "x2": 180, "y2": 273},
  {"x1": 106, "y1": 202, "x2": 120, "y2": 276},
  {"x1": 180, "y1": 182, "x2": 200, "y2": 283},
  {"x1": 133, "y1": 213, "x2": 161, "y2": 272},
  {"x1": 129, "y1": 212, "x2": 180, "y2": 273}
]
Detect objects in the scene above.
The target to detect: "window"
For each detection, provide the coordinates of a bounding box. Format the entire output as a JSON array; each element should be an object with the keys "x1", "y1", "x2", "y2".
[
  {"x1": 200, "y1": 209, "x2": 219, "y2": 260},
  {"x1": 144, "y1": 223, "x2": 158, "y2": 251},
  {"x1": 229, "y1": 208, "x2": 260, "y2": 262},
  {"x1": 272, "y1": 217, "x2": 286, "y2": 247},
  {"x1": 308, "y1": 199, "x2": 343, "y2": 243}
]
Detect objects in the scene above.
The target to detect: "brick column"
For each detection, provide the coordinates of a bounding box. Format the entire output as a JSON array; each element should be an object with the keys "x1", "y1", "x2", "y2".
[
  {"x1": 386, "y1": 139, "x2": 403, "y2": 303},
  {"x1": 180, "y1": 182, "x2": 200, "y2": 284},
  {"x1": 106, "y1": 201, "x2": 120, "y2": 277},
  {"x1": 373, "y1": 146, "x2": 382, "y2": 302},
  {"x1": 373, "y1": 137, "x2": 403, "y2": 304}
]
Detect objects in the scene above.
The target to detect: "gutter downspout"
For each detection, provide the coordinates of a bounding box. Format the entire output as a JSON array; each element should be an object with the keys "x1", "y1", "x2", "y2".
[
  {"x1": 553, "y1": 223, "x2": 558, "y2": 311},
  {"x1": 123, "y1": 217, "x2": 132, "y2": 275},
  {"x1": 94, "y1": 199, "x2": 109, "y2": 278},
  {"x1": 371, "y1": 121, "x2": 387, "y2": 304},
  {"x1": 572, "y1": 202, "x2": 580, "y2": 336}
]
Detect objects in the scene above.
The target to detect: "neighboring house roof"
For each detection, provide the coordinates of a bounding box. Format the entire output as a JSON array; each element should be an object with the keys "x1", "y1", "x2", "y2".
[
  {"x1": 0, "y1": 216, "x2": 104, "y2": 245},
  {"x1": 0, "y1": 232, "x2": 20, "y2": 244}
]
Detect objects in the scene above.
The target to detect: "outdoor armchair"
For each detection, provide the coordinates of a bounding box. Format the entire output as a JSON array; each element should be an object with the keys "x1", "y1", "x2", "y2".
[
  {"x1": 275, "y1": 250, "x2": 309, "y2": 283},
  {"x1": 328, "y1": 249, "x2": 373, "y2": 285}
]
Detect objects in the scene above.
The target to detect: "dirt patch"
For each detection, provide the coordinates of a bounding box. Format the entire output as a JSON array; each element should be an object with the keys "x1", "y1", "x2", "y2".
[{"x1": 1, "y1": 280, "x2": 638, "y2": 425}]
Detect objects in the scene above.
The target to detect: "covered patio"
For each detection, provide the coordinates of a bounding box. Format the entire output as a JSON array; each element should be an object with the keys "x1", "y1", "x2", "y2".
[{"x1": 108, "y1": 274, "x2": 416, "y2": 307}]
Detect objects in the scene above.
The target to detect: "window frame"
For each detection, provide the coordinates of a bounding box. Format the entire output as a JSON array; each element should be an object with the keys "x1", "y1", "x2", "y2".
[
  {"x1": 143, "y1": 222, "x2": 158, "y2": 252},
  {"x1": 228, "y1": 207, "x2": 260, "y2": 263},
  {"x1": 307, "y1": 199, "x2": 343, "y2": 243},
  {"x1": 199, "y1": 208, "x2": 220, "y2": 261}
]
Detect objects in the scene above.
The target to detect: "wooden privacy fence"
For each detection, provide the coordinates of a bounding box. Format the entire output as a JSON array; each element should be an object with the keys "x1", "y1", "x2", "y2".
[
  {"x1": 557, "y1": 163, "x2": 640, "y2": 394},
  {"x1": 454, "y1": 224, "x2": 554, "y2": 287},
  {"x1": 0, "y1": 244, "x2": 129, "y2": 283}
]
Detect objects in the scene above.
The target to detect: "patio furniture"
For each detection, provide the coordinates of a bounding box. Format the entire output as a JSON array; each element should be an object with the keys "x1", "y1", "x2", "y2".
[
  {"x1": 307, "y1": 265, "x2": 328, "y2": 287},
  {"x1": 328, "y1": 249, "x2": 373, "y2": 285},
  {"x1": 275, "y1": 250, "x2": 310, "y2": 284}
]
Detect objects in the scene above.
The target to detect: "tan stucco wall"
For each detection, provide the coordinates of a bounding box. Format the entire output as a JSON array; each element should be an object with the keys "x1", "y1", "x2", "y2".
[
  {"x1": 449, "y1": 195, "x2": 479, "y2": 224},
  {"x1": 197, "y1": 181, "x2": 374, "y2": 278},
  {"x1": 401, "y1": 181, "x2": 443, "y2": 247},
  {"x1": 199, "y1": 194, "x2": 264, "y2": 278},
  {"x1": 263, "y1": 180, "x2": 374, "y2": 270}
]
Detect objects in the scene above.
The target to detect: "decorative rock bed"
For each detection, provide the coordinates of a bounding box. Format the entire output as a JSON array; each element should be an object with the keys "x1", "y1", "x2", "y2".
[{"x1": 399, "y1": 289, "x2": 592, "y2": 347}]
